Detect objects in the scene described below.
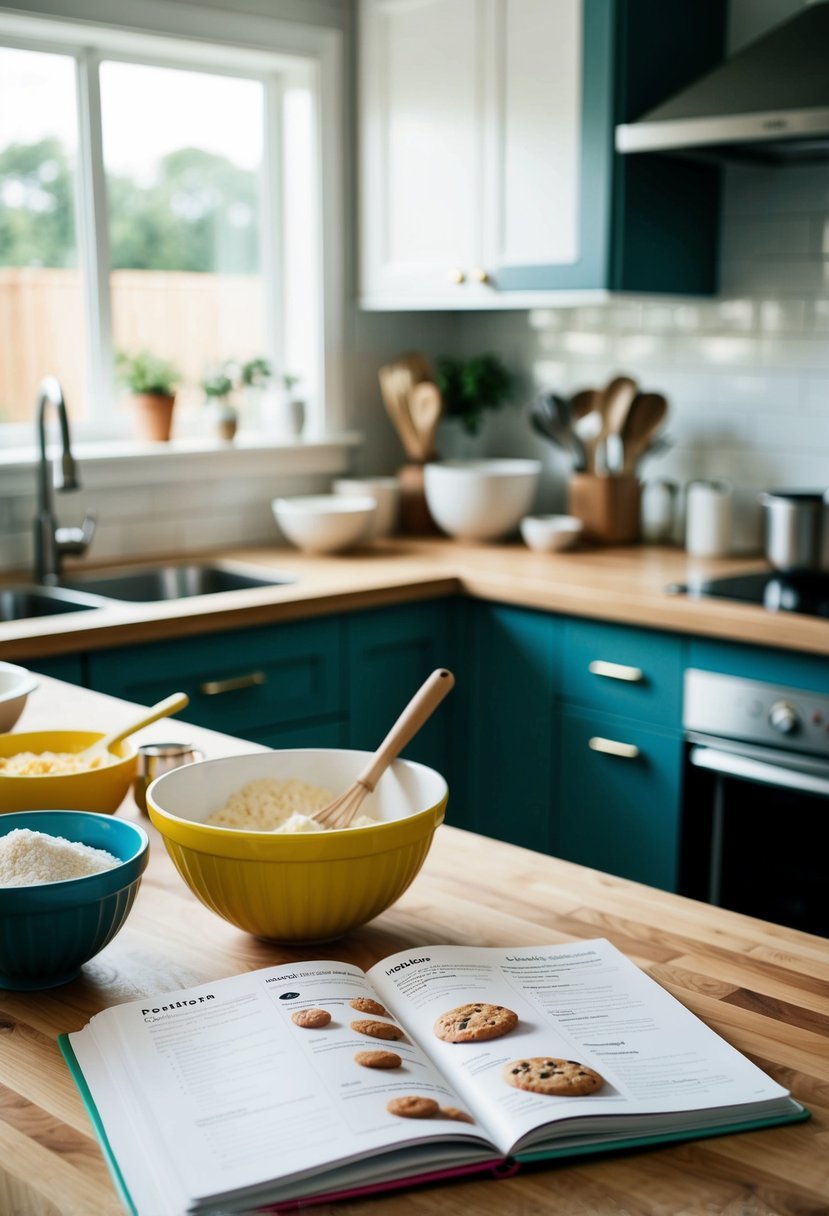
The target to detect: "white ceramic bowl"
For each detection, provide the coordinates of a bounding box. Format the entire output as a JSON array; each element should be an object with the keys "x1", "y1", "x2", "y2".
[
  {"x1": 0, "y1": 663, "x2": 38, "y2": 733},
  {"x1": 333, "y1": 477, "x2": 400, "y2": 539},
  {"x1": 272, "y1": 495, "x2": 377, "y2": 554},
  {"x1": 423, "y1": 459, "x2": 541, "y2": 541},
  {"x1": 520, "y1": 514, "x2": 584, "y2": 553}
]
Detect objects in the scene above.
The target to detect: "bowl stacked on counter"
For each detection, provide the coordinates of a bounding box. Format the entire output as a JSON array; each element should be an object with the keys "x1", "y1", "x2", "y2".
[{"x1": 147, "y1": 748, "x2": 448, "y2": 943}]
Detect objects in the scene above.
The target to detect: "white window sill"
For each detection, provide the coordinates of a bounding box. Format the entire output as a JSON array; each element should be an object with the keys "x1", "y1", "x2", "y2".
[{"x1": 0, "y1": 431, "x2": 362, "y2": 496}]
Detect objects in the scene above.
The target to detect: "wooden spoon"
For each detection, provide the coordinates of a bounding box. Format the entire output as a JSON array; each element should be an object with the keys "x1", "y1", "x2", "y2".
[
  {"x1": 311, "y1": 669, "x2": 454, "y2": 829},
  {"x1": 78, "y1": 692, "x2": 190, "y2": 764},
  {"x1": 408, "y1": 381, "x2": 443, "y2": 460},
  {"x1": 379, "y1": 364, "x2": 424, "y2": 462},
  {"x1": 603, "y1": 375, "x2": 638, "y2": 439},
  {"x1": 622, "y1": 392, "x2": 668, "y2": 473}
]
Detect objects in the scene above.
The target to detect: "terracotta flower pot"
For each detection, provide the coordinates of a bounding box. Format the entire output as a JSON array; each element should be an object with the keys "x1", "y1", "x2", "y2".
[{"x1": 131, "y1": 393, "x2": 175, "y2": 442}]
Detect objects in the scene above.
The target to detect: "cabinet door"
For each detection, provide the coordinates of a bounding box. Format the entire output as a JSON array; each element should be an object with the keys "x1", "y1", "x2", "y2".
[
  {"x1": 345, "y1": 599, "x2": 456, "y2": 792},
  {"x1": 558, "y1": 707, "x2": 683, "y2": 891},
  {"x1": 22, "y1": 653, "x2": 86, "y2": 685},
  {"x1": 487, "y1": 0, "x2": 588, "y2": 287},
  {"x1": 87, "y1": 619, "x2": 343, "y2": 744},
  {"x1": 462, "y1": 602, "x2": 560, "y2": 850},
  {"x1": 359, "y1": 0, "x2": 492, "y2": 307}
]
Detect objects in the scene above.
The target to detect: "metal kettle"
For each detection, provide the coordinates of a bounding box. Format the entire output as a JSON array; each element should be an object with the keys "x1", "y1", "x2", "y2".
[{"x1": 760, "y1": 489, "x2": 829, "y2": 574}]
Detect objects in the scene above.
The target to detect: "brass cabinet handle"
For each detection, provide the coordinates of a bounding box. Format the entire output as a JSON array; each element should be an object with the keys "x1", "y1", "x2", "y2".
[
  {"x1": 588, "y1": 659, "x2": 644, "y2": 683},
  {"x1": 449, "y1": 268, "x2": 466, "y2": 284},
  {"x1": 199, "y1": 671, "x2": 267, "y2": 696},
  {"x1": 472, "y1": 268, "x2": 490, "y2": 284},
  {"x1": 589, "y1": 736, "x2": 641, "y2": 760}
]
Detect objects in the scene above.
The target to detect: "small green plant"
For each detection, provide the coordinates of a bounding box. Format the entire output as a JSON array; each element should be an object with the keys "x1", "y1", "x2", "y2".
[
  {"x1": 116, "y1": 350, "x2": 181, "y2": 396},
  {"x1": 282, "y1": 372, "x2": 300, "y2": 392},
  {"x1": 241, "y1": 357, "x2": 273, "y2": 388},
  {"x1": 200, "y1": 369, "x2": 235, "y2": 400},
  {"x1": 435, "y1": 353, "x2": 514, "y2": 436}
]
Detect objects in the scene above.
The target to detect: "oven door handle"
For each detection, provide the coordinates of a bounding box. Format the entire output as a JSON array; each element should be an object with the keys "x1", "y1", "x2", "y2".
[{"x1": 690, "y1": 745, "x2": 829, "y2": 798}]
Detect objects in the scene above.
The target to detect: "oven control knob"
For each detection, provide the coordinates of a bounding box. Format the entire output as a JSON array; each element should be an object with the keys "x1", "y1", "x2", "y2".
[{"x1": 769, "y1": 700, "x2": 799, "y2": 735}]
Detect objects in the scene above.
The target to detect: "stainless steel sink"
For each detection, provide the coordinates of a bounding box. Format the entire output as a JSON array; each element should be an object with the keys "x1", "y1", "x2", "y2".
[
  {"x1": 0, "y1": 585, "x2": 105, "y2": 622},
  {"x1": 62, "y1": 563, "x2": 294, "y2": 603}
]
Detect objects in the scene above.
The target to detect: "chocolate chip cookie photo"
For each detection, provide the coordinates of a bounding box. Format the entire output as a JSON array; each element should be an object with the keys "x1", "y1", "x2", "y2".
[
  {"x1": 290, "y1": 1008, "x2": 332, "y2": 1029},
  {"x1": 433, "y1": 1001, "x2": 518, "y2": 1043},
  {"x1": 350, "y1": 1018, "x2": 405, "y2": 1041},
  {"x1": 503, "y1": 1057, "x2": 604, "y2": 1096}
]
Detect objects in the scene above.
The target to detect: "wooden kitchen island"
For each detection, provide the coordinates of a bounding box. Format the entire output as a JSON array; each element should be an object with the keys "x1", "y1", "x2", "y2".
[{"x1": 1, "y1": 679, "x2": 827, "y2": 1215}]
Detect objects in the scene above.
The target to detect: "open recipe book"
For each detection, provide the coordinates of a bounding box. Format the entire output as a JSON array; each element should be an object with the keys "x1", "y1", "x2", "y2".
[{"x1": 59, "y1": 938, "x2": 807, "y2": 1215}]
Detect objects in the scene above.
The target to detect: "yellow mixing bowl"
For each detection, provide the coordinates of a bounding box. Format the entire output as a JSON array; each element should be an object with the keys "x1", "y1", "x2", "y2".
[
  {"x1": 147, "y1": 749, "x2": 448, "y2": 942},
  {"x1": 0, "y1": 730, "x2": 138, "y2": 814}
]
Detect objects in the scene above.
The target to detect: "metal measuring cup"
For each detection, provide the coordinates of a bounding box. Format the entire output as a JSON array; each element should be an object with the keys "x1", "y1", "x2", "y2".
[{"x1": 133, "y1": 742, "x2": 205, "y2": 814}]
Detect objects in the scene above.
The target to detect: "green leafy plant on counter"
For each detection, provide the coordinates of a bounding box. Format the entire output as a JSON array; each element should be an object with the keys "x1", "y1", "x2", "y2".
[
  {"x1": 436, "y1": 353, "x2": 514, "y2": 436},
  {"x1": 115, "y1": 349, "x2": 181, "y2": 397}
]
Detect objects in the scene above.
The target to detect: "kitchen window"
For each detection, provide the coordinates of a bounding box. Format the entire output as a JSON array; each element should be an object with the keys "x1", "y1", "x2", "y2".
[{"x1": 0, "y1": 6, "x2": 342, "y2": 449}]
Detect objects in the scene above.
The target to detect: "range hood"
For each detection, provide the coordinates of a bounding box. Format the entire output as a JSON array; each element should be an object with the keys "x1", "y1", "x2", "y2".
[{"x1": 616, "y1": 2, "x2": 829, "y2": 164}]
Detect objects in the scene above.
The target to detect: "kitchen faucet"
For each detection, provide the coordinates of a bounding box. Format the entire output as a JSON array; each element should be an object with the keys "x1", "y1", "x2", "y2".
[{"x1": 34, "y1": 376, "x2": 96, "y2": 584}]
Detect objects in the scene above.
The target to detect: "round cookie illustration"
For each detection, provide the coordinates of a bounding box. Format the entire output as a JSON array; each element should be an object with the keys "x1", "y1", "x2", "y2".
[
  {"x1": 433, "y1": 1002, "x2": 518, "y2": 1043},
  {"x1": 439, "y1": 1106, "x2": 475, "y2": 1123},
  {"x1": 350, "y1": 997, "x2": 389, "y2": 1016},
  {"x1": 502, "y1": 1057, "x2": 604, "y2": 1096},
  {"x1": 354, "y1": 1050, "x2": 402, "y2": 1069},
  {"x1": 386, "y1": 1096, "x2": 439, "y2": 1119},
  {"x1": 351, "y1": 1018, "x2": 405, "y2": 1041},
  {"x1": 291, "y1": 1008, "x2": 332, "y2": 1029}
]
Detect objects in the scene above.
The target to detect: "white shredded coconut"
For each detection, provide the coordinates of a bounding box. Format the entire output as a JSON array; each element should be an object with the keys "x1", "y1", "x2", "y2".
[
  {"x1": 205, "y1": 777, "x2": 378, "y2": 832},
  {"x1": 0, "y1": 828, "x2": 120, "y2": 886}
]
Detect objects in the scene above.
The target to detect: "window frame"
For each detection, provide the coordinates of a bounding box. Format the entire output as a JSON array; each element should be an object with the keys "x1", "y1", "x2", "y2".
[{"x1": 0, "y1": 1, "x2": 346, "y2": 446}]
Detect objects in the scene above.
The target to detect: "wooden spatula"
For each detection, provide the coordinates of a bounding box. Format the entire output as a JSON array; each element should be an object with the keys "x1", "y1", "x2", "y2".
[{"x1": 408, "y1": 381, "x2": 443, "y2": 460}]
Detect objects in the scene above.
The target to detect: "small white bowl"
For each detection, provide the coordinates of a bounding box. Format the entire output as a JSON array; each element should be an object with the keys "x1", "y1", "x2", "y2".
[
  {"x1": 0, "y1": 663, "x2": 38, "y2": 733},
  {"x1": 333, "y1": 477, "x2": 400, "y2": 539},
  {"x1": 520, "y1": 514, "x2": 584, "y2": 553},
  {"x1": 272, "y1": 494, "x2": 377, "y2": 554},
  {"x1": 423, "y1": 459, "x2": 541, "y2": 542}
]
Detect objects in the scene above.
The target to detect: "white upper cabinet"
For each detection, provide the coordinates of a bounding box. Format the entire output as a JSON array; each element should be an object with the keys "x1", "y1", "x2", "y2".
[{"x1": 358, "y1": 0, "x2": 727, "y2": 310}]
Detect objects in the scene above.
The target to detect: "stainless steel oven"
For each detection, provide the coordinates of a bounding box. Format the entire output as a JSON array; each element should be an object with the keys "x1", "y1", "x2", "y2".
[{"x1": 680, "y1": 669, "x2": 829, "y2": 937}]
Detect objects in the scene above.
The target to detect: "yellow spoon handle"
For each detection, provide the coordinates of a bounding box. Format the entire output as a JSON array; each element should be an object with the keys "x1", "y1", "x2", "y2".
[{"x1": 95, "y1": 691, "x2": 190, "y2": 753}]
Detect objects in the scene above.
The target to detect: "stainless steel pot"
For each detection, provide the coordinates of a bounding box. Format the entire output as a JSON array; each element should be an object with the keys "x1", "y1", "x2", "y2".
[{"x1": 760, "y1": 490, "x2": 829, "y2": 574}]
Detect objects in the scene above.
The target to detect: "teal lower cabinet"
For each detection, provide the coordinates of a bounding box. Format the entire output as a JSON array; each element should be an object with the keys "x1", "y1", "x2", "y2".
[
  {"x1": 557, "y1": 707, "x2": 683, "y2": 892},
  {"x1": 460, "y1": 602, "x2": 560, "y2": 849},
  {"x1": 20, "y1": 654, "x2": 86, "y2": 685},
  {"x1": 87, "y1": 618, "x2": 344, "y2": 746},
  {"x1": 345, "y1": 599, "x2": 457, "y2": 798}
]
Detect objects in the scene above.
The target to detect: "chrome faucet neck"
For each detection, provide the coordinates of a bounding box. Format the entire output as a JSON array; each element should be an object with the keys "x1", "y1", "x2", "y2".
[{"x1": 33, "y1": 378, "x2": 95, "y2": 585}]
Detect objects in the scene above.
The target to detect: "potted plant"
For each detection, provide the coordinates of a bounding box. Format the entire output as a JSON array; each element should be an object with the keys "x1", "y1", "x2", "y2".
[
  {"x1": 435, "y1": 352, "x2": 514, "y2": 438},
  {"x1": 201, "y1": 366, "x2": 239, "y2": 441},
  {"x1": 116, "y1": 350, "x2": 182, "y2": 442}
]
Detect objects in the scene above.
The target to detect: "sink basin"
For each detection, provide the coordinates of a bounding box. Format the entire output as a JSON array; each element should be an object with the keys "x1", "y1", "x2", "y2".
[
  {"x1": 0, "y1": 585, "x2": 105, "y2": 622},
  {"x1": 62, "y1": 563, "x2": 294, "y2": 603}
]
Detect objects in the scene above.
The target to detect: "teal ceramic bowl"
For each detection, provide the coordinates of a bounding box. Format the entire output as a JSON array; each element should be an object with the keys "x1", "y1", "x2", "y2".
[{"x1": 0, "y1": 811, "x2": 149, "y2": 991}]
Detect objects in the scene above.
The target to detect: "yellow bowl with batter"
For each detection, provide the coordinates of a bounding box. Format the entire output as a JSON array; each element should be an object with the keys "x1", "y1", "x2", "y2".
[
  {"x1": 146, "y1": 748, "x2": 448, "y2": 943},
  {"x1": 0, "y1": 730, "x2": 138, "y2": 814}
]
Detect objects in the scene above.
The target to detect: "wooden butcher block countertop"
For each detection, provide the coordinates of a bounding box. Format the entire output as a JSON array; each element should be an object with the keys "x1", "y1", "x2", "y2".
[
  {"x1": 1, "y1": 678, "x2": 827, "y2": 1215},
  {"x1": 2, "y1": 538, "x2": 829, "y2": 661}
]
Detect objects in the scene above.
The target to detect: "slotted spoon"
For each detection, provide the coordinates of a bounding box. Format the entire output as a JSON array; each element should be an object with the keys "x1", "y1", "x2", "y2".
[{"x1": 311, "y1": 669, "x2": 454, "y2": 829}]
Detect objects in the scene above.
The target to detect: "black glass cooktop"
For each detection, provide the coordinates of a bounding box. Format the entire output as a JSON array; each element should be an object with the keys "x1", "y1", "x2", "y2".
[{"x1": 668, "y1": 571, "x2": 829, "y2": 618}]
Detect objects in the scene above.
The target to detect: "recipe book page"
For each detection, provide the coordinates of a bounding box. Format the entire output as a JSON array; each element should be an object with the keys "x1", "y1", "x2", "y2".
[
  {"x1": 66, "y1": 961, "x2": 497, "y2": 1216},
  {"x1": 369, "y1": 939, "x2": 796, "y2": 1155}
]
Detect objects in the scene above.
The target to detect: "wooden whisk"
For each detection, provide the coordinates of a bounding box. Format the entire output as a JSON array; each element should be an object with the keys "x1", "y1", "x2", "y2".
[{"x1": 311, "y1": 669, "x2": 455, "y2": 829}]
